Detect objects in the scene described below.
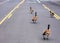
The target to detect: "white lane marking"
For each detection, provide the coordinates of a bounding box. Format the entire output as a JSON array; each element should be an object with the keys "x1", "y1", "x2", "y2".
[{"x1": 37, "y1": 0, "x2": 41, "y2": 3}]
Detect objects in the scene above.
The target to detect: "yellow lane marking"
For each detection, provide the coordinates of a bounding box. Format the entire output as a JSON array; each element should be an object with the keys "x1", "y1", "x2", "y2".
[
  {"x1": 8, "y1": 13, "x2": 12, "y2": 19},
  {"x1": 42, "y1": 4, "x2": 50, "y2": 11},
  {"x1": 42, "y1": 4, "x2": 60, "y2": 20},
  {"x1": 0, "y1": 0, "x2": 25, "y2": 24}
]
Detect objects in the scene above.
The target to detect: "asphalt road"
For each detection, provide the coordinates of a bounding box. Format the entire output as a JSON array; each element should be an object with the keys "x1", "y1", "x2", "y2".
[
  {"x1": 42, "y1": 1, "x2": 60, "y2": 16},
  {"x1": 0, "y1": 0, "x2": 60, "y2": 43},
  {"x1": 0, "y1": 0, "x2": 22, "y2": 20}
]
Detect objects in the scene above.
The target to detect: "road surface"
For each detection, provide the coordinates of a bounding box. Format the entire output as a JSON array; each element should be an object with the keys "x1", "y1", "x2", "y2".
[{"x1": 0, "y1": 0, "x2": 60, "y2": 43}]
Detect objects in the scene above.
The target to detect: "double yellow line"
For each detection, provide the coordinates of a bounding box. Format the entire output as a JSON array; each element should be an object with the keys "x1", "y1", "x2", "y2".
[
  {"x1": 42, "y1": 4, "x2": 60, "y2": 20},
  {"x1": 0, "y1": 0, "x2": 25, "y2": 25}
]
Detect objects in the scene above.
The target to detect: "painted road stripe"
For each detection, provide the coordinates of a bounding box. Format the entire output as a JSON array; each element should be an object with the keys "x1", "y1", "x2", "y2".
[
  {"x1": 0, "y1": 0, "x2": 25, "y2": 24},
  {"x1": 42, "y1": 4, "x2": 60, "y2": 20},
  {"x1": 37, "y1": 0, "x2": 41, "y2": 3}
]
